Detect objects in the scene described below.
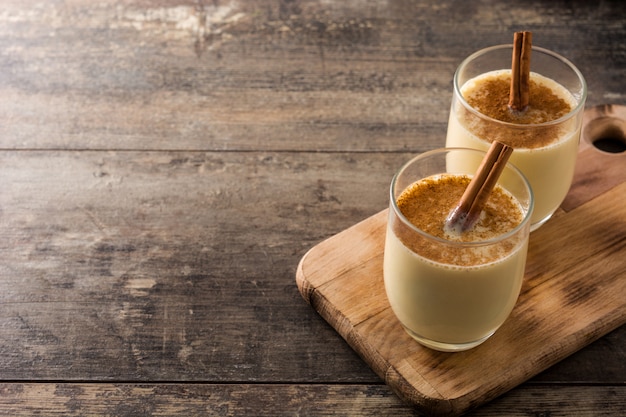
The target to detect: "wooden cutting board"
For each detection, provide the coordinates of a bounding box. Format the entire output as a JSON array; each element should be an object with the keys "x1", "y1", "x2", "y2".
[{"x1": 296, "y1": 106, "x2": 626, "y2": 416}]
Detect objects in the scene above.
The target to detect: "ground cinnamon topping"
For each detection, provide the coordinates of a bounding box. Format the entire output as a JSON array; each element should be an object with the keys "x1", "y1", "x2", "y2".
[
  {"x1": 460, "y1": 71, "x2": 574, "y2": 148},
  {"x1": 397, "y1": 174, "x2": 521, "y2": 241},
  {"x1": 466, "y1": 73, "x2": 572, "y2": 124},
  {"x1": 393, "y1": 174, "x2": 523, "y2": 265}
]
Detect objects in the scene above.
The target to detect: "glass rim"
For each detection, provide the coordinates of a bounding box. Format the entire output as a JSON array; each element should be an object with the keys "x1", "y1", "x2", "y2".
[
  {"x1": 390, "y1": 147, "x2": 534, "y2": 247},
  {"x1": 453, "y1": 44, "x2": 588, "y2": 129}
]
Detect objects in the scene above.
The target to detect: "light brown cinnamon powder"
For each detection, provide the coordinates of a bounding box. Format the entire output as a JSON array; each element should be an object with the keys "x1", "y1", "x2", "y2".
[
  {"x1": 397, "y1": 174, "x2": 521, "y2": 241},
  {"x1": 393, "y1": 174, "x2": 524, "y2": 265},
  {"x1": 465, "y1": 73, "x2": 572, "y2": 124},
  {"x1": 459, "y1": 71, "x2": 574, "y2": 148}
]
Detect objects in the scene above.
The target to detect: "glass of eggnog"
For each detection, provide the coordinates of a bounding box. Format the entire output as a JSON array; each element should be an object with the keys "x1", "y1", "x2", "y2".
[
  {"x1": 445, "y1": 45, "x2": 586, "y2": 230},
  {"x1": 383, "y1": 148, "x2": 533, "y2": 352}
]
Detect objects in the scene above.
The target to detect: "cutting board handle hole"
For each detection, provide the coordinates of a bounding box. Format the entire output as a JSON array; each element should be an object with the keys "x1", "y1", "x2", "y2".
[
  {"x1": 583, "y1": 105, "x2": 626, "y2": 154},
  {"x1": 592, "y1": 136, "x2": 626, "y2": 153}
]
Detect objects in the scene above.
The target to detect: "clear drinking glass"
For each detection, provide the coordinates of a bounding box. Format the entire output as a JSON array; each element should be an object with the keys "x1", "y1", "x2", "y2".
[
  {"x1": 445, "y1": 45, "x2": 586, "y2": 230},
  {"x1": 383, "y1": 148, "x2": 533, "y2": 352}
]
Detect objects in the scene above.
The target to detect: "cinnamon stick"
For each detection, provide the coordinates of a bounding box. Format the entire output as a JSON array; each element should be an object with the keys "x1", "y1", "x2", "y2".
[
  {"x1": 445, "y1": 141, "x2": 514, "y2": 233},
  {"x1": 509, "y1": 31, "x2": 532, "y2": 111}
]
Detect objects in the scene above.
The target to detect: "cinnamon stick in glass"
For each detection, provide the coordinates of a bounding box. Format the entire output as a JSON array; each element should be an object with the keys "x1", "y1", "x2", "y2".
[
  {"x1": 509, "y1": 31, "x2": 532, "y2": 111},
  {"x1": 445, "y1": 141, "x2": 514, "y2": 233}
]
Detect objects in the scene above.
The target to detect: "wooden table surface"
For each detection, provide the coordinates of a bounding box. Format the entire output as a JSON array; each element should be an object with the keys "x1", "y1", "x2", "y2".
[{"x1": 1, "y1": 1, "x2": 624, "y2": 415}]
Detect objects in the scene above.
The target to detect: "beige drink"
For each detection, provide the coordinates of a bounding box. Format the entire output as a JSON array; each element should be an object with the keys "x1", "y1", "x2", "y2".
[
  {"x1": 383, "y1": 149, "x2": 533, "y2": 352},
  {"x1": 384, "y1": 225, "x2": 527, "y2": 345},
  {"x1": 445, "y1": 45, "x2": 586, "y2": 230}
]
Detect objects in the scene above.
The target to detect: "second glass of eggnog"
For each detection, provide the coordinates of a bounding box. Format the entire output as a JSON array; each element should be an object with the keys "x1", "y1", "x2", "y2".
[
  {"x1": 383, "y1": 148, "x2": 533, "y2": 352},
  {"x1": 445, "y1": 45, "x2": 586, "y2": 230}
]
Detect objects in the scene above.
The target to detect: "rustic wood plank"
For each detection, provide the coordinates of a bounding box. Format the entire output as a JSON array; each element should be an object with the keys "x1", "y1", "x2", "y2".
[
  {"x1": 0, "y1": 0, "x2": 623, "y2": 151},
  {"x1": 0, "y1": 383, "x2": 623, "y2": 417},
  {"x1": 1, "y1": 149, "x2": 623, "y2": 386},
  {"x1": 0, "y1": 150, "x2": 400, "y2": 381}
]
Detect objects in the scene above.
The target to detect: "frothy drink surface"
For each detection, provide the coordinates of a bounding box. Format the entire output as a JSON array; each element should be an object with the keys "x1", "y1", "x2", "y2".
[
  {"x1": 397, "y1": 174, "x2": 522, "y2": 242},
  {"x1": 459, "y1": 70, "x2": 575, "y2": 149},
  {"x1": 465, "y1": 71, "x2": 572, "y2": 124},
  {"x1": 393, "y1": 174, "x2": 523, "y2": 266}
]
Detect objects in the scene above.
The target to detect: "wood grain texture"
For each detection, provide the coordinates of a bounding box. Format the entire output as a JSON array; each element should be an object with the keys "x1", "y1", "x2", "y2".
[
  {"x1": 1, "y1": 0, "x2": 624, "y2": 152},
  {"x1": 0, "y1": 150, "x2": 405, "y2": 381},
  {"x1": 0, "y1": 383, "x2": 622, "y2": 417},
  {"x1": 0, "y1": 0, "x2": 625, "y2": 415},
  {"x1": 562, "y1": 105, "x2": 626, "y2": 211}
]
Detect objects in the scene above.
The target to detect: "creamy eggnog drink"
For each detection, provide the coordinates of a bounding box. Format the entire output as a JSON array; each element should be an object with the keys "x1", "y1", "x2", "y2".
[
  {"x1": 383, "y1": 149, "x2": 533, "y2": 352},
  {"x1": 445, "y1": 45, "x2": 586, "y2": 230}
]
